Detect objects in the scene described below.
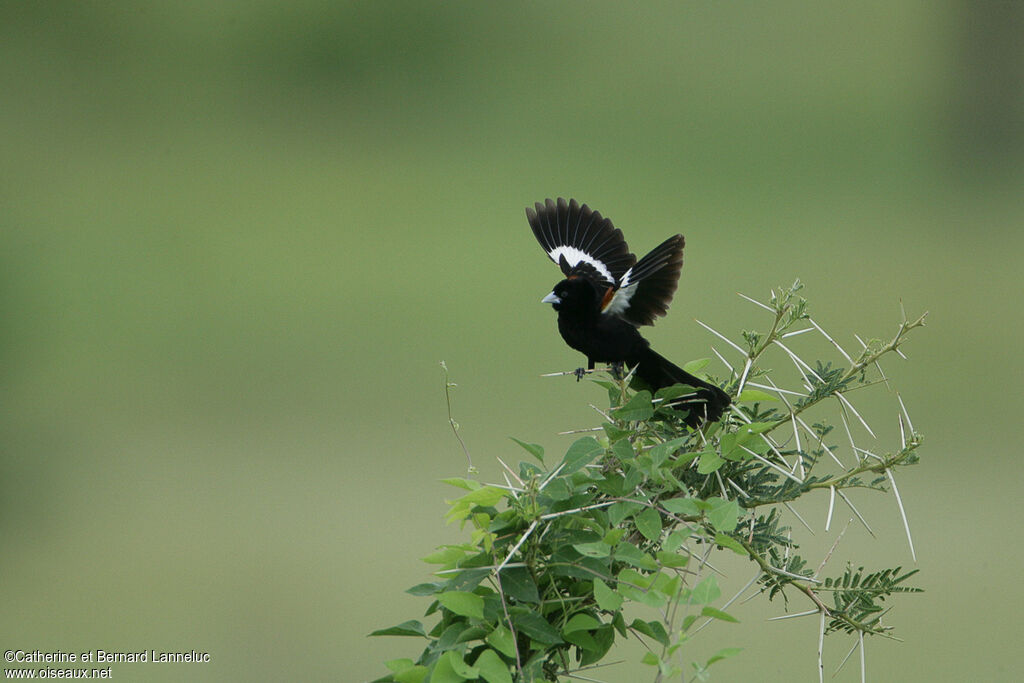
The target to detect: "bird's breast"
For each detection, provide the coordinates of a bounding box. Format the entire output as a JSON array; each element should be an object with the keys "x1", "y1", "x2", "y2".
[{"x1": 556, "y1": 313, "x2": 648, "y2": 364}]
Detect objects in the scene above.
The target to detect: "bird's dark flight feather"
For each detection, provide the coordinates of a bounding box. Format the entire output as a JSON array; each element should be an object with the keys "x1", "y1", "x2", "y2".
[{"x1": 531, "y1": 199, "x2": 729, "y2": 426}]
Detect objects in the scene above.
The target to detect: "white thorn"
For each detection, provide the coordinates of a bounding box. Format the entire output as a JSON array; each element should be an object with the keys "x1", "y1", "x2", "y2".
[
  {"x1": 859, "y1": 630, "x2": 866, "y2": 683},
  {"x1": 495, "y1": 520, "x2": 538, "y2": 573},
  {"x1": 714, "y1": 470, "x2": 729, "y2": 499},
  {"x1": 746, "y1": 381, "x2": 807, "y2": 398},
  {"x1": 818, "y1": 611, "x2": 826, "y2": 683},
  {"x1": 836, "y1": 392, "x2": 876, "y2": 439},
  {"x1": 896, "y1": 392, "x2": 915, "y2": 433},
  {"x1": 711, "y1": 346, "x2": 738, "y2": 379},
  {"x1": 727, "y1": 477, "x2": 750, "y2": 498},
  {"x1": 538, "y1": 462, "x2": 567, "y2": 491},
  {"x1": 767, "y1": 608, "x2": 821, "y2": 621},
  {"x1": 809, "y1": 317, "x2": 853, "y2": 364},
  {"x1": 496, "y1": 456, "x2": 526, "y2": 487},
  {"x1": 737, "y1": 291, "x2": 774, "y2": 311},
  {"x1": 743, "y1": 446, "x2": 804, "y2": 484},
  {"x1": 737, "y1": 357, "x2": 753, "y2": 395},
  {"x1": 795, "y1": 413, "x2": 845, "y2": 468},
  {"x1": 839, "y1": 405, "x2": 860, "y2": 464},
  {"x1": 887, "y1": 469, "x2": 917, "y2": 562},
  {"x1": 695, "y1": 319, "x2": 746, "y2": 355},
  {"x1": 784, "y1": 502, "x2": 814, "y2": 534},
  {"x1": 836, "y1": 637, "x2": 859, "y2": 677},
  {"x1": 837, "y1": 489, "x2": 875, "y2": 537},
  {"x1": 693, "y1": 571, "x2": 761, "y2": 634},
  {"x1": 729, "y1": 404, "x2": 753, "y2": 423},
  {"x1": 825, "y1": 485, "x2": 836, "y2": 532},
  {"x1": 773, "y1": 339, "x2": 824, "y2": 382}
]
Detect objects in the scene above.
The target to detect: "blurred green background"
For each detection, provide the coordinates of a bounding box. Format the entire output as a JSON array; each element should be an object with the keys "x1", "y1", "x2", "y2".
[{"x1": 2, "y1": 2, "x2": 1021, "y2": 681}]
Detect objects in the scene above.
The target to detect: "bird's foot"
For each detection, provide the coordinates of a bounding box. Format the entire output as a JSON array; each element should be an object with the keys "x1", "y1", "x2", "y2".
[
  {"x1": 573, "y1": 367, "x2": 587, "y2": 382},
  {"x1": 608, "y1": 361, "x2": 625, "y2": 380}
]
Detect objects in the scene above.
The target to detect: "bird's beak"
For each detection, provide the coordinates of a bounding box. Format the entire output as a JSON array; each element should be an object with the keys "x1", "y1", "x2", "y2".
[{"x1": 541, "y1": 292, "x2": 561, "y2": 305}]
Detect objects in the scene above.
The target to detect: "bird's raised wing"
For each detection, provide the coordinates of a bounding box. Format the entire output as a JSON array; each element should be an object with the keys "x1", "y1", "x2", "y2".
[
  {"x1": 602, "y1": 234, "x2": 684, "y2": 326},
  {"x1": 527, "y1": 198, "x2": 635, "y2": 290}
]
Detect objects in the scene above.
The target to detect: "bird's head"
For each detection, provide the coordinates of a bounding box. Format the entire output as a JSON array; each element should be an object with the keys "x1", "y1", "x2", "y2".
[{"x1": 541, "y1": 277, "x2": 601, "y2": 313}]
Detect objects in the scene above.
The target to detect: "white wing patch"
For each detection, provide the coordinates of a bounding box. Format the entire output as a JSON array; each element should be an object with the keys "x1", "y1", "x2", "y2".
[
  {"x1": 604, "y1": 279, "x2": 637, "y2": 316},
  {"x1": 549, "y1": 246, "x2": 615, "y2": 284}
]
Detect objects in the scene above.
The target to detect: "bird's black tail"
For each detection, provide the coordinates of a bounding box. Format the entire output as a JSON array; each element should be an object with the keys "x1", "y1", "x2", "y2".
[{"x1": 635, "y1": 347, "x2": 731, "y2": 427}]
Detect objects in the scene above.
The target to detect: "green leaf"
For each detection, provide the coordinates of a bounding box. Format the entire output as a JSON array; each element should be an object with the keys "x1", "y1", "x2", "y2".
[
  {"x1": 510, "y1": 437, "x2": 545, "y2": 464},
  {"x1": 560, "y1": 437, "x2": 605, "y2": 475},
  {"x1": 589, "y1": 630, "x2": 618, "y2": 664},
  {"x1": 593, "y1": 580, "x2": 623, "y2": 611},
  {"x1": 635, "y1": 507, "x2": 663, "y2": 541},
  {"x1": 649, "y1": 437, "x2": 688, "y2": 467},
  {"x1": 629, "y1": 619, "x2": 670, "y2": 647},
  {"x1": 701, "y1": 606, "x2": 740, "y2": 623},
  {"x1": 474, "y1": 649, "x2": 513, "y2": 683},
  {"x1": 437, "y1": 591, "x2": 484, "y2": 620},
  {"x1": 611, "y1": 437, "x2": 635, "y2": 461},
  {"x1": 708, "y1": 499, "x2": 740, "y2": 532},
  {"x1": 518, "y1": 461, "x2": 542, "y2": 480},
  {"x1": 718, "y1": 433, "x2": 742, "y2": 460},
  {"x1": 661, "y1": 497, "x2": 702, "y2": 516},
  {"x1": 440, "y1": 477, "x2": 479, "y2": 491},
  {"x1": 369, "y1": 620, "x2": 426, "y2": 637},
  {"x1": 485, "y1": 626, "x2": 516, "y2": 658},
  {"x1": 615, "y1": 390, "x2": 654, "y2": 421},
  {"x1": 706, "y1": 647, "x2": 743, "y2": 666},
  {"x1": 612, "y1": 611, "x2": 627, "y2": 636},
  {"x1": 454, "y1": 486, "x2": 507, "y2": 508},
  {"x1": 617, "y1": 570, "x2": 667, "y2": 608},
  {"x1": 430, "y1": 651, "x2": 467, "y2": 683},
  {"x1": 736, "y1": 389, "x2": 778, "y2": 403},
  {"x1": 563, "y1": 628, "x2": 599, "y2": 652},
  {"x1": 444, "y1": 568, "x2": 490, "y2": 592},
  {"x1": 681, "y1": 614, "x2": 699, "y2": 632},
  {"x1": 602, "y1": 422, "x2": 633, "y2": 442},
  {"x1": 714, "y1": 532, "x2": 746, "y2": 555},
  {"x1": 698, "y1": 449, "x2": 725, "y2": 474},
  {"x1": 608, "y1": 501, "x2": 642, "y2": 526},
  {"x1": 446, "y1": 650, "x2": 479, "y2": 680},
  {"x1": 653, "y1": 384, "x2": 700, "y2": 406},
  {"x1": 563, "y1": 613, "x2": 602, "y2": 634},
  {"x1": 690, "y1": 576, "x2": 721, "y2": 605},
  {"x1": 542, "y1": 477, "x2": 572, "y2": 501},
  {"x1": 603, "y1": 528, "x2": 626, "y2": 546},
  {"x1": 393, "y1": 665, "x2": 428, "y2": 683},
  {"x1": 500, "y1": 567, "x2": 540, "y2": 603},
  {"x1": 405, "y1": 582, "x2": 443, "y2": 596},
  {"x1": 510, "y1": 608, "x2": 563, "y2": 645},
  {"x1": 656, "y1": 550, "x2": 690, "y2": 568},
  {"x1": 614, "y1": 542, "x2": 659, "y2": 571},
  {"x1": 622, "y1": 464, "x2": 644, "y2": 491},
  {"x1": 682, "y1": 358, "x2": 711, "y2": 374},
  {"x1": 573, "y1": 541, "x2": 612, "y2": 558},
  {"x1": 721, "y1": 422, "x2": 774, "y2": 460},
  {"x1": 663, "y1": 528, "x2": 689, "y2": 553},
  {"x1": 435, "y1": 622, "x2": 471, "y2": 650},
  {"x1": 385, "y1": 658, "x2": 416, "y2": 673},
  {"x1": 421, "y1": 545, "x2": 469, "y2": 566}
]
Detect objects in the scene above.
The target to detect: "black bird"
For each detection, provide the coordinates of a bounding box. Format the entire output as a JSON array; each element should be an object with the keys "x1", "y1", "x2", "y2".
[{"x1": 528, "y1": 198, "x2": 730, "y2": 426}]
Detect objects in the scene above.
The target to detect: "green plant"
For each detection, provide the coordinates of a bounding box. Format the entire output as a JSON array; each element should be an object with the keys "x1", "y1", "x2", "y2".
[{"x1": 372, "y1": 282, "x2": 925, "y2": 682}]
